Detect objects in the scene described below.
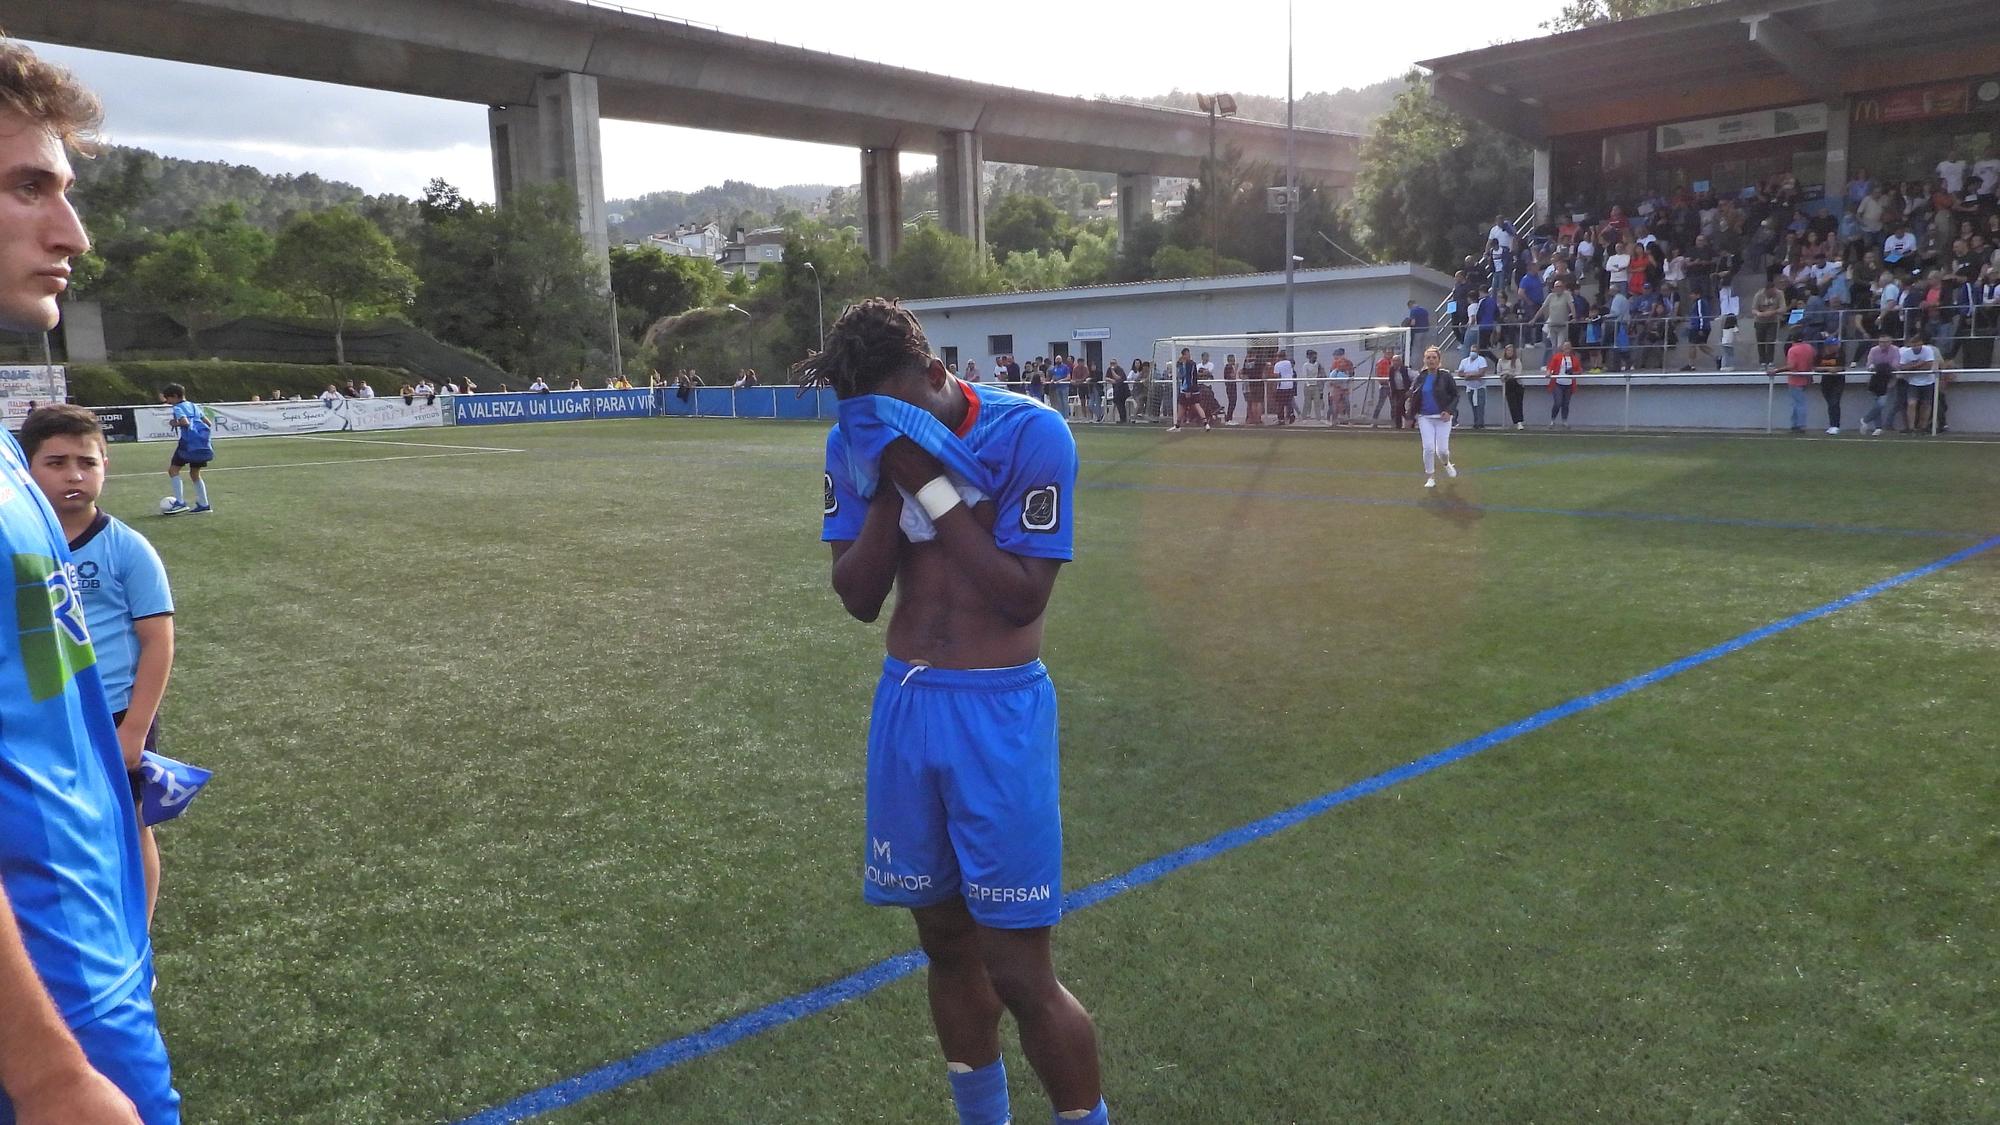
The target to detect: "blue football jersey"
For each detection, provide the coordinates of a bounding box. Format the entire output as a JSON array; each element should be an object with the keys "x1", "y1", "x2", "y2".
[
  {"x1": 171, "y1": 401, "x2": 212, "y2": 460},
  {"x1": 68, "y1": 513, "x2": 174, "y2": 715},
  {"x1": 822, "y1": 381, "x2": 1076, "y2": 561},
  {"x1": 0, "y1": 431, "x2": 151, "y2": 1025}
]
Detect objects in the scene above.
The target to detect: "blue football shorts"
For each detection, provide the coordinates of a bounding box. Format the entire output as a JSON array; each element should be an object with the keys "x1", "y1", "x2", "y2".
[
  {"x1": 0, "y1": 970, "x2": 179, "y2": 1125},
  {"x1": 863, "y1": 656, "x2": 1064, "y2": 929}
]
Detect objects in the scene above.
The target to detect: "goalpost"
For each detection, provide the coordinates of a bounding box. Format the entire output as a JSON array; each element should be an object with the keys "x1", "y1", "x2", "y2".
[{"x1": 1150, "y1": 326, "x2": 1413, "y2": 427}]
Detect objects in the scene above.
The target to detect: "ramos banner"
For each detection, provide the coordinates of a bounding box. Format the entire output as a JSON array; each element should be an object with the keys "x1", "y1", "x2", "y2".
[{"x1": 133, "y1": 396, "x2": 446, "y2": 442}]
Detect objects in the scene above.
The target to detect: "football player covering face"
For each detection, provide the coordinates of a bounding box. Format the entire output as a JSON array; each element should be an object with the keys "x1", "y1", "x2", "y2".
[{"x1": 812, "y1": 299, "x2": 1108, "y2": 1125}]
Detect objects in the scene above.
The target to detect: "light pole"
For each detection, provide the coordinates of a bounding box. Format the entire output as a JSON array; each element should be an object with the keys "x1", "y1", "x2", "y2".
[
  {"x1": 1196, "y1": 92, "x2": 1237, "y2": 277},
  {"x1": 803, "y1": 261, "x2": 825, "y2": 352},
  {"x1": 1284, "y1": 0, "x2": 1297, "y2": 335}
]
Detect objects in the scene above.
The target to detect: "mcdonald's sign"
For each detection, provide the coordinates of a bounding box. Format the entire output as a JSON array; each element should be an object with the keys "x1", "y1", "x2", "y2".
[{"x1": 1851, "y1": 80, "x2": 1980, "y2": 125}]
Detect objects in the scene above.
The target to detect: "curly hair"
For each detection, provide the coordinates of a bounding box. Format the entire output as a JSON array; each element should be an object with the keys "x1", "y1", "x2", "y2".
[
  {"x1": 0, "y1": 34, "x2": 102, "y2": 151},
  {"x1": 792, "y1": 297, "x2": 934, "y2": 399}
]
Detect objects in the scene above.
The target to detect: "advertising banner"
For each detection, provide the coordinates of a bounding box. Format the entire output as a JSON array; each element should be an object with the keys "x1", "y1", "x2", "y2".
[
  {"x1": 451, "y1": 389, "x2": 660, "y2": 426},
  {"x1": 1656, "y1": 103, "x2": 1826, "y2": 154},
  {"x1": 1849, "y1": 77, "x2": 2000, "y2": 125},
  {"x1": 1, "y1": 364, "x2": 66, "y2": 430},
  {"x1": 133, "y1": 396, "x2": 445, "y2": 442},
  {"x1": 89, "y1": 407, "x2": 138, "y2": 443}
]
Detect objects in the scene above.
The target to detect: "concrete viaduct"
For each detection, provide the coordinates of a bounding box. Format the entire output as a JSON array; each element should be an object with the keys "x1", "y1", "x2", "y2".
[{"x1": 13, "y1": 0, "x2": 1362, "y2": 270}]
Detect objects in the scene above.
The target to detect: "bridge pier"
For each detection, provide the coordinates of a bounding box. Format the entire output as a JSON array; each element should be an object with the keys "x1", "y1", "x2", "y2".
[
  {"x1": 862, "y1": 146, "x2": 903, "y2": 268},
  {"x1": 936, "y1": 130, "x2": 984, "y2": 254},
  {"x1": 488, "y1": 72, "x2": 611, "y2": 283},
  {"x1": 1117, "y1": 173, "x2": 1156, "y2": 250}
]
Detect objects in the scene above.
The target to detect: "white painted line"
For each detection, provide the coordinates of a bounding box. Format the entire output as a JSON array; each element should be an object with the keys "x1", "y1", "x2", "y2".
[
  {"x1": 293, "y1": 435, "x2": 527, "y2": 453},
  {"x1": 106, "y1": 449, "x2": 520, "y2": 479}
]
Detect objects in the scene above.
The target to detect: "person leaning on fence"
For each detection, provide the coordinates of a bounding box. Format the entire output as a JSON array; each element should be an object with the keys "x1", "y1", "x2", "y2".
[
  {"x1": 1382, "y1": 349, "x2": 1413, "y2": 430},
  {"x1": 1901, "y1": 331, "x2": 1942, "y2": 433},
  {"x1": 1299, "y1": 349, "x2": 1325, "y2": 423},
  {"x1": 1411, "y1": 347, "x2": 1459, "y2": 490},
  {"x1": 1453, "y1": 347, "x2": 1490, "y2": 430},
  {"x1": 1775, "y1": 331, "x2": 1814, "y2": 433},
  {"x1": 1169, "y1": 348, "x2": 1208, "y2": 432},
  {"x1": 1546, "y1": 341, "x2": 1581, "y2": 428},
  {"x1": 1327, "y1": 348, "x2": 1355, "y2": 423},
  {"x1": 1497, "y1": 343, "x2": 1527, "y2": 430}
]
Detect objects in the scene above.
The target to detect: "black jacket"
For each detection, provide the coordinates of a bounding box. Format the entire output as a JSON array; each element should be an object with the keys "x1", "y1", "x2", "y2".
[{"x1": 1409, "y1": 368, "x2": 1460, "y2": 415}]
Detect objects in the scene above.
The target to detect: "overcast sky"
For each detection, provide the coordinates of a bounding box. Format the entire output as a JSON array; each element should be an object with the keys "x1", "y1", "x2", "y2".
[{"x1": 25, "y1": 0, "x2": 1563, "y2": 204}]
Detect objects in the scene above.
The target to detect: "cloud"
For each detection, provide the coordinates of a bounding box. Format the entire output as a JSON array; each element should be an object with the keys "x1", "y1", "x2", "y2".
[{"x1": 30, "y1": 42, "x2": 485, "y2": 151}]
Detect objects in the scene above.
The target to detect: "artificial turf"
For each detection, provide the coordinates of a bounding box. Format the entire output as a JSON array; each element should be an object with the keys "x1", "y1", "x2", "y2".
[{"x1": 116, "y1": 420, "x2": 1997, "y2": 1123}]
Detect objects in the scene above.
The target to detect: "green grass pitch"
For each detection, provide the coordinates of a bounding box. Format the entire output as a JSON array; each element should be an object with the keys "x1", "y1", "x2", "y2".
[{"x1": 110, "y1": 420, "x2": 1999, "y2": 1123}]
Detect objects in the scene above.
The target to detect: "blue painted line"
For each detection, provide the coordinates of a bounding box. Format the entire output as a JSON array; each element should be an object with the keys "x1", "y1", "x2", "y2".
[
  {"x1": 1085, "y1": 481, "x2": 1975, "y2": 540},
  {"x1": 456, "y1": 532, "x2": 2000, "y2": 1124}
]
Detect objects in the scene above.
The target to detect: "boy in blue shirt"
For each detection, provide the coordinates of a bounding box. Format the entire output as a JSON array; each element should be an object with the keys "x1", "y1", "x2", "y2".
[
  {"x1": 157, "y1": 384, "x2": 211, "y2": 516},
  {"x1": 0, "y1": 35, "x2": 179, "y2": 1124},
  {"x1": 812, "y1": 299, "x2": 1107, "y2": 1125},
  {"x1": 21, "y1": 406, "x2": 176, "y2": 922}
]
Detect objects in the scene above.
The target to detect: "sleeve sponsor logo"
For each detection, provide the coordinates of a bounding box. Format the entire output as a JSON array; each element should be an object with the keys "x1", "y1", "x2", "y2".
[
  {"x1": 823, "y1": 472, "x2": 839, "y2": 517},
  {"x1": 1021, "y1": 484, "x2": 1059, "y2": 533}
]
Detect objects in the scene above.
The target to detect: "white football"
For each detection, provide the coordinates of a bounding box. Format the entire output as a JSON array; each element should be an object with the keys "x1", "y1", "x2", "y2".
[{"x1": 159, "y1": 497, "x2": 180, "y2": 514}]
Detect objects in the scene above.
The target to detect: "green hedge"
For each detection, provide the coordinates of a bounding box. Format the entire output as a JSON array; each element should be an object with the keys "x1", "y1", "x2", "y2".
[{"x1": 66, "y1": 362, "x2": 413, "y2": 407}]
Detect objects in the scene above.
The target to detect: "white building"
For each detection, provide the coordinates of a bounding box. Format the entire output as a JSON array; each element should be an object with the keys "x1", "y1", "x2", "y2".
[
  {"x1": 649, "y1": 221, "x2": 724, "y2": 260},
  {"x1": 899, "y1": 264, "x2": 1453, "y2": 373},
  {"x1": 719, "y1": 226, "x2": 787, "y2": 279}
]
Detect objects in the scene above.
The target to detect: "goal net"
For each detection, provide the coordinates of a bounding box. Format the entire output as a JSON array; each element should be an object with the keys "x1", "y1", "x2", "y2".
[{"x1": 1149, "y1": 327, "x2": 1412, "y2": 427}]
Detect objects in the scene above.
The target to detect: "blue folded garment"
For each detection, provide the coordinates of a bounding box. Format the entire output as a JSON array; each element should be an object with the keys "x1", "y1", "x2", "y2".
[
  {"x1": 138, "y1": 750, "x2": 212, "y2": 826},
  {"x1": 835, "y1": 394, "x2": 991, "y2": 500}
]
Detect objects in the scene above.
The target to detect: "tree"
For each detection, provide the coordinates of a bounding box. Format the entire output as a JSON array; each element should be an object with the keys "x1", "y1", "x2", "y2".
[
  {"x1": 998, "y1": 249, "x2": 1072, "y2": 292},
  {"x1": 1065, "y1": 228, "x2": 1118, "y2": 287},
  {"x1": 1161, "y1": 148, "x2": 1356, "y2": 275},
  {"x1": 884, "y1": 224, "x2": 996, "y2": 300},
  {"x1": 127, "y1": 205, "x2": 276, "y2": 354},
  {"x1": 609, "y1": 245, "x2": 723, "y2": 339},
  {"x1": 265, "y1": 207, "x2": 417, "y2": 365},
  {"x1": 1150, "y1": 244, "x2": 1254, "y2": 279},
  {"x1": 987, "y1": 194, "x2": 1068, "y2": 258},
  {"x1": 1350, "y1": 76, "x2": 1532, "y2": 271},
  {"x1": 410, "y1": 181, "x2": 608, "y2": 378},
  {"x1": 129, "y1": 234, "x2": 230, "y2": 356}
]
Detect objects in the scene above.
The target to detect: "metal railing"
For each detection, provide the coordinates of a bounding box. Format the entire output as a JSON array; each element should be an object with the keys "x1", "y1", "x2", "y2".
[{"x1": 1431, "y1": 200, "x2": 1539, "y2": 325}]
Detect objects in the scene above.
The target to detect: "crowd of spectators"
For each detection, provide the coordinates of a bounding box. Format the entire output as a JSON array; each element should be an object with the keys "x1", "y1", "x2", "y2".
[{"x1": 1418, "y1": 154, "x2": 2000, "y2": 390}]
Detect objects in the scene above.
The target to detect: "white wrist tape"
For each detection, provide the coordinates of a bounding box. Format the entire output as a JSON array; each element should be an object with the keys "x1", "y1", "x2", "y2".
[{"x1": 914, "y1": 476, "x2": 962, "y2": 521}]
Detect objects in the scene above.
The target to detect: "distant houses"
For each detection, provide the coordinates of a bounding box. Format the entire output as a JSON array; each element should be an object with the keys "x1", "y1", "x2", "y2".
[{"x1": 633, "y1": 221, "x2": 785, "y2": 280}]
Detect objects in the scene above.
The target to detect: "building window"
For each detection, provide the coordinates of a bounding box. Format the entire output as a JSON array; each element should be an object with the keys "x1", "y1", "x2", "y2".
[{"x1": 987, "y1": 334, "x2": 1013, "y2": 356}]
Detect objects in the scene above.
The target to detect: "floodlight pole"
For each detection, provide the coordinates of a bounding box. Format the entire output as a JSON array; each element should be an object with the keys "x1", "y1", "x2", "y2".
[
  {"x1": 804, "y1": 261, "x2": 825, "y2": 352},
  {"x1": 1284, "y1": 0, "x2": 1297, "y2": 335},
  {"x1": 1208, "y1": 101, "x2": 1219, "y2": 277}
]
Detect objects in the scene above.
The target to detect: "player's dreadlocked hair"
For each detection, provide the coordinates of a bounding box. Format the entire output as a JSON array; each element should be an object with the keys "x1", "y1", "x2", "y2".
[
  {"x1": 0, "y1": 35, "x2": 102, "y2": 152},
  {"x1": 791, "y1": 298, "x2": 933, "y2": 399}
]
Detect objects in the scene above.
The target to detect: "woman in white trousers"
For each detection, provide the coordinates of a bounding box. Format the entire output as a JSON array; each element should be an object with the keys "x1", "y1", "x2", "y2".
[{"x1": 1411, "y1": 346, "x2": 1460, "y2": 489}]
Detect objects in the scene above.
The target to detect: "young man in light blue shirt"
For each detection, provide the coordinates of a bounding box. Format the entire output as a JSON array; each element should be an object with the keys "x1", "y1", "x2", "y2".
[
  {"x1": 0, "y1": 34, "x2": 179, "y2": 1123},
  {"x1": 21, "y1": 405, "x2": 176, "y2": 922}
]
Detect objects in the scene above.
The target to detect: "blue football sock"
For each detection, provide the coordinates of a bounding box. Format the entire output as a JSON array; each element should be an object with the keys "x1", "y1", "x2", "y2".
[
  {"x1": 195, "y1": 479, "x2": 210, "y2": 506},
  {"x1": 170, "y1": 476, "x2": 184, "y2": 502},
  {"x1": 946, "y1": 1058, "x2": 1010, "y2": 1125},
  {"x1": 1054, "y1": 1099, "x2": 1108, "y2": 1125}
]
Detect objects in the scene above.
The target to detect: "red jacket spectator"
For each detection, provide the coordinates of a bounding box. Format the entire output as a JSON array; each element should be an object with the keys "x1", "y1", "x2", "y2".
[{"x1": 1784, "y1": 339, "x2": 1817, "y2": 387}]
